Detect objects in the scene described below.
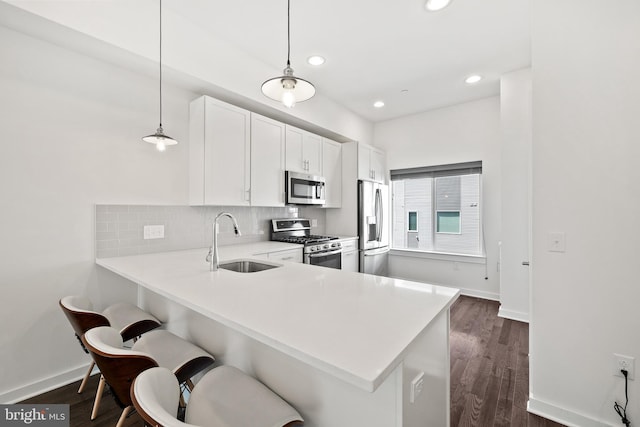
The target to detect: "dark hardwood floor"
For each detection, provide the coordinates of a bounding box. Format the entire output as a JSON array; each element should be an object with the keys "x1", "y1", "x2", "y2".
[
  {"x1": 22, "y1": 295, "x2": 565, "y2": 426},
  {"x1": 450, "y1": 295, "x2": 565, "y2": 427}
]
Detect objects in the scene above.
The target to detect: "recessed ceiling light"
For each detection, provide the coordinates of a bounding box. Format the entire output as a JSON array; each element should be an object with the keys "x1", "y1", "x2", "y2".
[
  {"x1": 373, "y1": 101, "x2": 385, "y2": 108},
  {"x1": 307, "y1": 55, "x2": 325, "y2": 66},
  {"x1": 425, "y1": 0, "x2": 452, "y2": 12},
  {"x1": 465, "y1": 75, "x2": 482, "y2": 84}
]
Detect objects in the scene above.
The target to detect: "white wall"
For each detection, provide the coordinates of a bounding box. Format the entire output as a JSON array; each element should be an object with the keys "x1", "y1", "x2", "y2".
[
  {"x1": 529, "y1": 1, "x2": 640, "y2": 426},
  {"x1": 0, "y1": 23, "x2": 195, "y2": 402},
  {"x1": 499, "y1": 68, "x2": 532, "y2": 323},
  {"x1": 374, "y1": 97, "x2": 501, "y2": 300}
]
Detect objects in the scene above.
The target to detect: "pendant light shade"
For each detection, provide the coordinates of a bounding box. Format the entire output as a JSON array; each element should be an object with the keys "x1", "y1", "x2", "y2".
[
  {"x1": 261, "y1": 0, "x2": 315, "y2": 108},
  {"x1": 142, "y1": 0, "x2": 177, "y2": 151}
]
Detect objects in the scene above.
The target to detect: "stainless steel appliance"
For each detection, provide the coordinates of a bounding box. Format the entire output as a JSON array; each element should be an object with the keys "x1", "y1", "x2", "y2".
[
  {"x1": 285, "y1": 171, "x2": 326, "y2": 206},
  {"x1": 270, "y1": 218, "x2": 342, "y2": 269},
  {"x1": 358, "y1": 180, "x2": 389, "y2": 275}
]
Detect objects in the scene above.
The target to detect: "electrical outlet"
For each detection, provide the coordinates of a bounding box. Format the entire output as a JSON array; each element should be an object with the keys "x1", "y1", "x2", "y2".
[
  {"x1": 613, "y1": 354, "x2": 635, "y2": 380},
  {"x1": 410, "y1": 372, "x2": 425, "y2": 403},
  {"x1": 143, "y1": 225, "x2": 165, "y2": 240}
]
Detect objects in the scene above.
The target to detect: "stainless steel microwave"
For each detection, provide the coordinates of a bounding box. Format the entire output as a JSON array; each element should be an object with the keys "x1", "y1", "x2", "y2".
[{"x1": 285, "y1": 171, "x2": 326, "y2": 205}]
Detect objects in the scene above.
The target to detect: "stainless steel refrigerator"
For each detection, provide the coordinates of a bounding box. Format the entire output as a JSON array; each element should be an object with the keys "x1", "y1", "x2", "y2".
[{"x1": 358, "y1": 180, "x2": 389, "y2": 275}]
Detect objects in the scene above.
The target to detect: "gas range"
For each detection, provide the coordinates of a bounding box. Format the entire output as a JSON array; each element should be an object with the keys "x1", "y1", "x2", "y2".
[{"x1": 270, "y1": 219, "x2": 343, "y2": 257}]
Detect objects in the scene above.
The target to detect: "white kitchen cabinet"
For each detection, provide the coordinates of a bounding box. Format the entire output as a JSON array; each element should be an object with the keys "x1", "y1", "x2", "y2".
[
  {"x1": 340, "y1": 238, "x2": 359, "y2": 272},
  {"x1": 250, "y1": 114, "x2": 285, "y2": 207},
  {"x1": 285, "y1": 125, "x2": 323, "y2": 176},
  {"x1": 189, "y1": 96, "x2": 251, "y2": 206},
  {"x1": 357, "y1": 143, "x2": 386, "y2": 183},
  {"x1": 322, "y1": 138, "x2": 342, "y2": 208},
  {"x1": 267, "y1": 248, "x2": 303, "y2": 263}
]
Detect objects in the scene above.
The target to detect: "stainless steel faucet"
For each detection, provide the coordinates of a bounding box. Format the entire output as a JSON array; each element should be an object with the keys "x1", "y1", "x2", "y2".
[{"x1": 207, "y1": 212, "x2": 242, "y2": 271}]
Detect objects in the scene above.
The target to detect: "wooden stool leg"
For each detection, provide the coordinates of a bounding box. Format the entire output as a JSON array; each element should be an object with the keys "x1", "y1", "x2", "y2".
[
  {"x1": 90, "y1": 375, "x2": 105, "y2": 420},
  {"x1": 116, "y1": 406, "x2": 132, "y2": 427},
  {"x1": 77, "y1": 361, "x2": 95, "y2": 393}
]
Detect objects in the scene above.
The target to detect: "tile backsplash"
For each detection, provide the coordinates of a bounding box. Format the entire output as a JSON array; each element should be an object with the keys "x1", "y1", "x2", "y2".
[{"x1": 95, "y1": 204, "x2": 326, "y2": 258}]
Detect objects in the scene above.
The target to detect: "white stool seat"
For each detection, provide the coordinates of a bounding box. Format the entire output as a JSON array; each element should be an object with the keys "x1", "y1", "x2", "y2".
[
  {"x1": 132, "y1": 330, "x2": 213, "y2": 380},
  {"x1": 131, "y1": 366, "x2": 304, "y2": 427},
  {"x1": 101, "y1": 302, "x2": 160, "y2": 337},
  {"x1": 187, "y1": 366, "x2": 303, "y2": 427}
]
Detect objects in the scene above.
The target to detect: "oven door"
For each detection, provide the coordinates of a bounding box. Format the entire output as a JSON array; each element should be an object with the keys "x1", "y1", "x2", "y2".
[{"x1": 305, "y1": 249, "x2": 342, "y2": 269}]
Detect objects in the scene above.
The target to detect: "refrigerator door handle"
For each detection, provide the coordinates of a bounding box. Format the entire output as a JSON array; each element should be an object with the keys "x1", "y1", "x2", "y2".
[
  {"x1": 378, "y1": 189, "x2": 384, "y2": 242},
  {"x1": 374, "y1": 188, "x2": 381, "y2": 241},
  {"x1": 363, "y1": 247, "x2": 390, "y2": 256}
]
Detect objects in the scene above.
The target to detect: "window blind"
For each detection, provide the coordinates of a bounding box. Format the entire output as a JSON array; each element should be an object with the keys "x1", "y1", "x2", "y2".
[{"x1": 390, "y1": 161, "x2": 482, "y2": 181}]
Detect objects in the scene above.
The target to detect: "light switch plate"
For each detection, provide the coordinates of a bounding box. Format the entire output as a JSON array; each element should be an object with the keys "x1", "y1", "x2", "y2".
[{"x1": 410, "y1": 372, "x2": 425, "y2": 403}]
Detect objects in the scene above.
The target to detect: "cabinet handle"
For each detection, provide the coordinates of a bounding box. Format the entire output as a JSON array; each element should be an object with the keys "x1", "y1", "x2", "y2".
[
  {"x1": 245, "y1": 190, "x2": 251, "y2": 201},
  {"x1": 281, "y1": 256, "x2": 294, "y2": 260}
]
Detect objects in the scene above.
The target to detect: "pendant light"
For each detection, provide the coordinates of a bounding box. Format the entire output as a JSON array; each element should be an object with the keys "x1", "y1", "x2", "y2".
[
  {"x1": 142, "y1": 0, "x2": 177, "y2": 152},
  {"x1": 261, "y1": 0, "x2": 315, "y2": 108}
]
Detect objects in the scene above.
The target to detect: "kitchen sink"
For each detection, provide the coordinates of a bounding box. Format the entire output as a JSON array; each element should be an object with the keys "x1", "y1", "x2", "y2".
[{"x1": 218, "y1": 260, "x2": 281, "y2": 273}]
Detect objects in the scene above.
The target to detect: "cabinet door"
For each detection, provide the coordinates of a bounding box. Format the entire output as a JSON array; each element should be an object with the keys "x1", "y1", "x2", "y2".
[
  {"x1": 190, "y1": 96, "x2": 250, "y2": 206},
  {"x1": 268, "y1": 248, "x2": 303, "y2": 263},
  {"x1": 370, "y1": 148, "x2": 386, "y2": 183},
  {"x1": 357, "y1": 144, "x2": 372, "y2": 181},
  {"x1": 251, "y1": 114, "x2": 285, "y2": 207},
  {"x1": 285, "y1": 125, "x2": 323, "y2": 175},
  {"x1": 341, "y1": 250, "x2": 359, "y2": 272},
  {"x1": 285, "y1": 125, "x2": 305, "y2": 172},
  {"x1": 322, "y1": 138, "x2": 342, "y2": 208},
  {"x1": 304, "y1": 132, "x2": 323, "y2": 176}
]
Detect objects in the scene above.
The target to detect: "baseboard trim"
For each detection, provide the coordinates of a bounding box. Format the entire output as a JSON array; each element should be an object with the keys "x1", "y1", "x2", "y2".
[
  {"x1": 498, "y1": 306, "x2": 529, "y2": 323},
  {"x1": 387, "y1": 274, "x2": 500, "y2": 302},
  {"x1": 528, "y1": 397, "x2": 615, "y2": 427},
  {"x1": 458, "y1": 288, "x2": 500, "y2": 302},
  {"x1": 0, "y1": 363, "x2": 96, "y2": 404}
]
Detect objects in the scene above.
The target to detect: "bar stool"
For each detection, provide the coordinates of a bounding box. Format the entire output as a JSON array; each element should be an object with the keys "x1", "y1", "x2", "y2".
[
  {"x1": 59, "y1": 295, "x2": 161, "y2": 419},
  {"x1": 131, "y1": 366, "x2": 304, "y2": 427},
  {"x1": 83, "y1": 326, "x2": 216, "y2": 427}
]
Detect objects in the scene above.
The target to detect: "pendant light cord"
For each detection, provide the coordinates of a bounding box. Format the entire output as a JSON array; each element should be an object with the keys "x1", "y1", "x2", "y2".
[
  {"x1": 286, "y1": 0, "x2": 291, "y2": 67},
  {"x1": 159, "y1": 0, "x2": 163, "y2": 128}
]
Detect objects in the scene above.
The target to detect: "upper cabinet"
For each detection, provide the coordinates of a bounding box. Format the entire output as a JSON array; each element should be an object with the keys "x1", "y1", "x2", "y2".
[
  {"x1": 285, "y1": 125, "x2": 323, "y2": 176},
  {"x1": 322, "y1": 138, "x2": 342, "y2": 208},
  {"x1": 358, "y1": 143, "x2": 386, "y2": 183},
  {"x1": 189, "y1": 96, "x2": 284, "y2": 207},
  {"x1": 189, "y1": 96, "x2": 250, "y2": 206},
  {"x1": 250, "y1": 114, "x2": 286, "y2": 207},
  {"x1": 190, "y1": 95, "x2": 343, "y2": 207}
]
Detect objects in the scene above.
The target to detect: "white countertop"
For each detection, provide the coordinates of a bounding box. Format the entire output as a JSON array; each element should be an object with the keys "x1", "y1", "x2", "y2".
[{"x1": 96, "y1": 244, "x2": 459, "y2": 392}]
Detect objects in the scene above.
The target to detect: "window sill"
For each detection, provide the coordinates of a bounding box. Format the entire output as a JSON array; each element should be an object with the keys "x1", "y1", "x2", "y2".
[{"x1": 389, "y1": 248, "x2": 486, "y2": 264}]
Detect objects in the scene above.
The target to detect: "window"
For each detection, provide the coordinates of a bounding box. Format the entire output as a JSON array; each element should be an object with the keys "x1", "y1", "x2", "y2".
[
  {"x1": 390, "y1": 161, "x2": 482, "y2": 256},
  {"x1": 408, "y1": 211, "x2": 418, "y2": 232},
  {"x1": 436, "y1": 211, "x2": 460, "y2": 233}
]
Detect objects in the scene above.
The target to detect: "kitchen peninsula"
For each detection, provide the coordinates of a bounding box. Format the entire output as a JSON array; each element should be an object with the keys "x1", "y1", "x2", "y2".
[{"x1": 97, "y1": 246, "x2": 459, "y2": 427}]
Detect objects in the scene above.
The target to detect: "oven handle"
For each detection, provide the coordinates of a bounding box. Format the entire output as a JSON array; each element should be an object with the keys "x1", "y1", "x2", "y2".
[{"x1": 308, "y1": 249, "x2": 343, "y2": 258}]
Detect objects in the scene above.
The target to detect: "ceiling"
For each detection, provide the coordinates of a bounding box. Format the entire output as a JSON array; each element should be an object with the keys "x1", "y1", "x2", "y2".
[
  {"x1": 164, "y1": 0, "x2": 531, "y2": 122},
  {"x1": 1, "y1": 0, "x2": 530, "y2": 124}
]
